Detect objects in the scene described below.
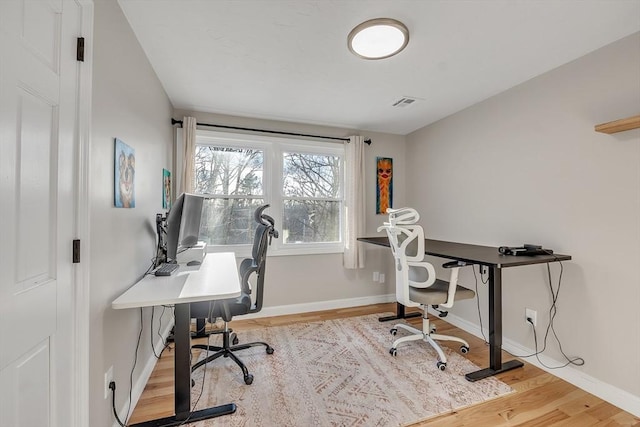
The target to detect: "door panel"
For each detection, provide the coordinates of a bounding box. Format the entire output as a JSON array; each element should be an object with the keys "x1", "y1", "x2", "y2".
[
  {"x1": 18, "y1": 89, "x2": 56, "y2": 288},
  {"x1": 23, "y1": 0, "x2": 63, "y2": 72},
  {"x1": 1, "y1": 0, "x2": 61, "y2": 372},
  {"x1": 0, "y1": 0, "x2": 81, "y2": 426},
  {"x1": 0, "y1": 340, "x2": 51, "y2": 427},
  {"x1": 17, "y1": 342, "x2": 50, "y2": 427}
]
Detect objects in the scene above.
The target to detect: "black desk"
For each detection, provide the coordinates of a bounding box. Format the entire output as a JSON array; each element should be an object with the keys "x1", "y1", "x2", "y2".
[{"x1": 357, "y1": 236, "x2": 571, "y2": 381}]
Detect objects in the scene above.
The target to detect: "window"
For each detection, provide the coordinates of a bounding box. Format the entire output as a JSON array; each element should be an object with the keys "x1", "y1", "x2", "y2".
[
  {"x1": 193, "y1": 131, "x2": 344, "y2": 255},
  {"x1": 194, "y1": 144, "x2": 265, "y2": 245}
]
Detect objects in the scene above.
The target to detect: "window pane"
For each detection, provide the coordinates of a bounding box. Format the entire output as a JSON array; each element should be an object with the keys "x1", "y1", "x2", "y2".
[
  {"x1": 194, "y1": 146, "x2": 263, "y2": 196},
  {"x1": 283, "y1": 200, "x2": 341, "y2": 243},
  {"x1": 283, "y1": 152, "x2": 340, "y2": 198},
  {"x1": 200, "y1": 198, "x2": 264, "y2": 245}
]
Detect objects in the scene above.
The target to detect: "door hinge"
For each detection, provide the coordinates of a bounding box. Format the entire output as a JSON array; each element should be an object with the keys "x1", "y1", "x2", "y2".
[
  {"x1": 76, "y1": 37, "x2": 85, "y2": 62},
  {"x1": 73, "y1": 239, "x2": 81, "y2": 263}
]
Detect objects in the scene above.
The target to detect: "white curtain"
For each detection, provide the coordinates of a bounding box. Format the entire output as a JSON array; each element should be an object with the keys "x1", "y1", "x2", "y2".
[
  {"x1": 178, "y1": 116, "x2": 196, "y2": 195},
  {"x1": 343, "y1": 135, "x2": 366, "y2": 269}
]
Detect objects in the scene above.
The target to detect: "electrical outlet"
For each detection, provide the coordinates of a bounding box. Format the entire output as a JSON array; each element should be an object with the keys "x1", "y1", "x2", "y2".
[
  {"x1": 379, "y1": 273, "x2": 385, "y2": 283},
  {"x1": 525, "y1": 308, "x2": 537, "y2": 327},
  {"x1": 104, "y1": 366, "x2": 114, "y2": 399},
  {"x1": 372, "y1": 271, "x2": 380, "y2": 282}
]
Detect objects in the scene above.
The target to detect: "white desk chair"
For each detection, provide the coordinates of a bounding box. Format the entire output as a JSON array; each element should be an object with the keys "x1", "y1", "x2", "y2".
[{"x1": 378, "y1": 207, "x2": 475, "y2": 370}]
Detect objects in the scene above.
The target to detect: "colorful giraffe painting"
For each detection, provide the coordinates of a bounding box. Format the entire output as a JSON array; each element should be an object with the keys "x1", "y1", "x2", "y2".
[{"x1": 376, "y1": 157, "x2": 393, "y2": 214}]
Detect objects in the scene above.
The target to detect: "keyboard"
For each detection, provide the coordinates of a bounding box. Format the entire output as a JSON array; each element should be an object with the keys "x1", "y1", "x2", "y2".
[{"x1": 154, "y1": 263, "x2": 179, "y2": 276}]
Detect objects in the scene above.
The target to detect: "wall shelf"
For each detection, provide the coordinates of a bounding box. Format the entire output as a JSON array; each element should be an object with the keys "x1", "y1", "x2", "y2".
[{"x1": 594, "y1": 114, "x2": 640, "y2": 134}]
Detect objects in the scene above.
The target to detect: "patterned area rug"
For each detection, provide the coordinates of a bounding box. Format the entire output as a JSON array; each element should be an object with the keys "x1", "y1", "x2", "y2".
[{"x1": 189, "y1": 314, "x2": 512, "y2": 426}]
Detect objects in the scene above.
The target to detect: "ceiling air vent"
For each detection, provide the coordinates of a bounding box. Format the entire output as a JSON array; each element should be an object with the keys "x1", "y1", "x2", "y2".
[{"x1": 392, "y1": 97, "x2": 417, "y2": 108}]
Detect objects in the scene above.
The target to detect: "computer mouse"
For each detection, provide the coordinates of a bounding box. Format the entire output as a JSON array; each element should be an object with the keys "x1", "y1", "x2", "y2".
[{"x1": 186, "y1": 260, "x2": 201, "y2": 266}]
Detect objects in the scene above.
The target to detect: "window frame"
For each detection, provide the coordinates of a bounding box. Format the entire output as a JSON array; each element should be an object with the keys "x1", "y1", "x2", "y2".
[{"x1": 194, "y1": 130, "x2": 345, "y2": 257}]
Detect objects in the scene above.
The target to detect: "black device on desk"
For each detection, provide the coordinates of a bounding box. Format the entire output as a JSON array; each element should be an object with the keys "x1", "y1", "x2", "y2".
[
  {"x1": 498, "y1": 244, "x2": 553, "y2": 256},
  {"x1": 154, "y1": 262, "x2": 179, "y2": 276}
]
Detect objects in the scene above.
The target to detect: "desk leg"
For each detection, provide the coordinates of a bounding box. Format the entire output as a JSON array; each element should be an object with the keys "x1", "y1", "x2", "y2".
[
  {"x1": 378, "y1": 302, "x2": 422, "y2": 322},
  {"x1": 129, "y1": 304, "x2": 236, "y2": 427},
  {"x1": 465, "y1": 267, "x2": 523, "y2": 382}
]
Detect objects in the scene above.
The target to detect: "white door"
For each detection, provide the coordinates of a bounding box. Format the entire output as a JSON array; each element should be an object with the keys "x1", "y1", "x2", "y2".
[{"x1": 0, "y1": 1, "x2": 85, "y2": 426}]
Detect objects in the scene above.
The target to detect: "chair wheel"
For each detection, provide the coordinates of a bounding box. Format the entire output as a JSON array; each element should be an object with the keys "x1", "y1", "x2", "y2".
[
  {"x1": 460, "y1": 345, "x2": 469, "y2": 354},
  {"x1": 390, "y1": 328, "x2": 397, "y2": 336},
  {"x1": 430, "y1": 326, "x2": 437, "y2": 334},
  {"x1": 266, "y1": 346, "x2": 274, "y2": 354},
  {"x1": 389, "y1": 348, "x2": 397, "y2": 356},
  {"x1": 191, "y1": 379, "x2": 195, "y2": 387},
  {"x1": 437, "y1": 361, "x2": 446, "y2": 371},
  {"x1": 244, "y1": 374, "x2": 254, "y2": 385},
  {"x1": 232, "y1": 336, "x2": 239, "y2": 345}
]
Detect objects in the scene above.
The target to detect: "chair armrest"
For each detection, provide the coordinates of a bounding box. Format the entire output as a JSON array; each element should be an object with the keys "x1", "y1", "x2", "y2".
[
  {"x1": 440, "y1": 261, "x2": 470, "y2": 308},
  {"x1": 442, "y1": 260, "x2": 469, "y2": 268},
  {"x1": 239, "y1": 257, "x2": 258, "y2": 294}
]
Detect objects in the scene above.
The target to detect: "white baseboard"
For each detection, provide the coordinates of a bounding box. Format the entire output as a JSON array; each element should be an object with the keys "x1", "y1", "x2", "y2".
[
  {"x1": 114, "y1": 317, "x2": 175, "y2": 427},
  {"x1": 241, "y1": 293, "x2": 396, "y2": 319},
  {"x1": 434, "y1": 310, "x2": 640, "y2": 417}
]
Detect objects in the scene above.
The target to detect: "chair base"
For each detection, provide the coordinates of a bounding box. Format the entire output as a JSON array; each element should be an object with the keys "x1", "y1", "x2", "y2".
[
  {"x1": 191, "y1": 324, "x2": 274, "y2": 385},
  {"x1": 389, "y1": 312, "x2": 469, "y2": 370}
]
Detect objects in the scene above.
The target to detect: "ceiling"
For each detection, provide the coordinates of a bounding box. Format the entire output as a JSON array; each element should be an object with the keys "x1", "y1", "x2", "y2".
[{"x1": 118, "y1": 0, "x2": 640, "y2": 135}]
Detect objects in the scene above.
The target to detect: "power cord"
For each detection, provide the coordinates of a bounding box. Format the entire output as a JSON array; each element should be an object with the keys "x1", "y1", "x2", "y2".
[
  {"x1": 151, "y1": 306, "x2": 171, "y2": 359},
  {"x1": 171, "y1": 304, "x2": 215, "y2": 426},
  {"x1": 177, "y1": 334, "x2": 210, "y2": 426},
  {"x1": 110, "y1": 308, "x2": 144, "y2": 426},
  {"x1": 111, "y1": 306, "x2": 174, "y2": 426},
  {"x1": 513, "y1": 316, "x2": 585, "y2": 369},
  {"x1": 472, "y1": 265, "x2": 488, "y2": 344},
  {"x1": 109, "y1": 381, "x2": 127, "y2": 427},
  {"x1": 143, "y1": 258, "x2": 159, "y2": 277},
  {"x1": 506, "y1": 257, "x2": 585, "y2": 369}
]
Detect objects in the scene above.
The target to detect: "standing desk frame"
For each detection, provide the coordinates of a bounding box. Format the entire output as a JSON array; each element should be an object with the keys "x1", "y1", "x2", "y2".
[
  {"x1": 112, "y1": 252, "x2": 241, "y2": 426},
  {"x1": 358, "y1": 236, "x2": 571, "y2": 381}
]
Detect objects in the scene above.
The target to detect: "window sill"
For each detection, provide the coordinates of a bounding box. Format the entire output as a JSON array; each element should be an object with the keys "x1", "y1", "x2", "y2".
[
  {"x1": 206, "y1": 245, "x2": 344, "y2": 258},
  {"x1": 270, "y1": 246, "x2": 344, "y2": 257}
]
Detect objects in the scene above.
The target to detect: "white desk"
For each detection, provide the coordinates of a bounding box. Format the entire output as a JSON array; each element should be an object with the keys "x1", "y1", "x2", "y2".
[{"x1": 112, "y1": 252, "x2": 241, "y2": 427}]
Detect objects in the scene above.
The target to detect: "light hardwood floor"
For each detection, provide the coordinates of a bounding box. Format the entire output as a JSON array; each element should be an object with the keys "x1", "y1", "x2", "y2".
[{"x1": 128, "y1": 303, "x2": 639, "y2": 426}]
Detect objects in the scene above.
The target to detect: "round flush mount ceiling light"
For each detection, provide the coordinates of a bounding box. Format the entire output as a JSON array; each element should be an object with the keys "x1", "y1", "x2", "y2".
[{"x1": 348, "y1": 18, "x2": 409, "y2": 60}]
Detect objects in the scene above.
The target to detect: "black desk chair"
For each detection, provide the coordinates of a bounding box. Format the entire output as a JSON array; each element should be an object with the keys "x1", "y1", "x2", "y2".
[{"x1": 190, "y1": 204, "x2": 278, "y2": 385}]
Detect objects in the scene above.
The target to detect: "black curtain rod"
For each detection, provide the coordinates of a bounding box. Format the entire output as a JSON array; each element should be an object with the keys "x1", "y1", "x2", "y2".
[{"x1": 171, "y1": 118, "x2": 371, "y2": 145}]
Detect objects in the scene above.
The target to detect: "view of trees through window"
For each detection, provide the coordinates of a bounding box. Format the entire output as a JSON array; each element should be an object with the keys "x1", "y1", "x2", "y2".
[
  {"x1": 194, "y1": 146, "x2": 264, "y2": 245},
  {"x1": 283, "y1": 152, "x2": 341, "y2": 243},
  {"x1": 193, "y1": 141, "x2": 343, "y2": 247}
]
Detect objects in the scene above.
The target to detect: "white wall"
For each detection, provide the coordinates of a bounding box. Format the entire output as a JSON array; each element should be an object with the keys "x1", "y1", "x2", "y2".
[
  {"x1": 406, "y1": 32, "x2": 640, "y2": 407},
  {"x1": 173, "y1": 109, "x2": 405, "y2": 311},
  {"x1": 88, "y1": 4, "x2": 638, "y2": 422},
  {"x1": 90, "y1": 1, "x2": 174, "y2": 425}
]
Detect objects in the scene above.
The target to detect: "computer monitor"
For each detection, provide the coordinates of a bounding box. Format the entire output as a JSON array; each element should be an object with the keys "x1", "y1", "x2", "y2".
[{"x1": 165, "y1": 192, "x2": 204, "y2": 263}]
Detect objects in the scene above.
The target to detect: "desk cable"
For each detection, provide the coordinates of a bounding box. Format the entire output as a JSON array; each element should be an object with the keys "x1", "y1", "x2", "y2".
[
  {"x1": 151, "y1": 306, "x2": 171, "y2": 359},
  {"x1": 110, "y1": 307, "x2": 144, "y2": 427},
  {"x1": 109, "y1": 305, "x2": 214, "y2": 427},
  {"x1": 504, "y1": 255, "x2": 585, "y2": 369},
  {"x1": 172, "y1": 302, "x2": 218, "y2": 426},
  {"x1": 471, "y1": 266, "x2": 489, "y2": 344}
]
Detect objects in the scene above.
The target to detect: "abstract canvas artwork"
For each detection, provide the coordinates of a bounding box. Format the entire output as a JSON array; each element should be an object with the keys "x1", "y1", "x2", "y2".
[
  {"x1": 162, "y1": 168, "x2": 171, "y2": 209},
  {"x1": 114, "y1": 138, "x2": 135, "y2": 208},
  {"x1": 376, "y1": 157, "x2": 392, "y2": 214}
]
